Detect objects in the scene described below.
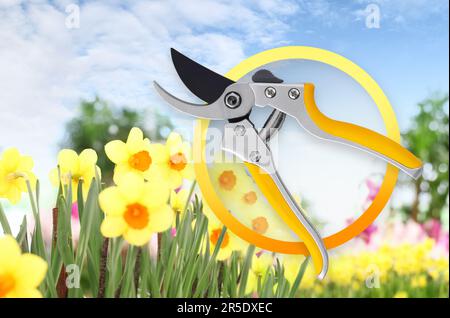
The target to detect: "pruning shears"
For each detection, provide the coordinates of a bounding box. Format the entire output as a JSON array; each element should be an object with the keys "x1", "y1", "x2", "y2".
[{"x1": 154, "y1": 48, "x2": 423, "y2": 279}]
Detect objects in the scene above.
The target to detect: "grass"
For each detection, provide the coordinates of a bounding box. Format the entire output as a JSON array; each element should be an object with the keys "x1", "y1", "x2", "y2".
[{"x1": 0, "y1": 176, "x2": 308, "y2": 298}]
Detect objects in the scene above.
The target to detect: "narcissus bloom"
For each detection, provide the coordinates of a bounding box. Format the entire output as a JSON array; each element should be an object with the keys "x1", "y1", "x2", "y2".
[
  {"x1": 281, "y1": 254, "x2": 310, "y2": 286},
  {"x1": 203, "y1": 204, "x2": 246, "y2": 260},
  {"x1": 0, "y1": 235, "x2": 47, "y2": 298},
  {"x1": 246, "y1": 252, "x2": 274, "y2": 294},
  {"x1": 158, "y1": 132, "x2": 194, "y2": 189},
  {"x1": 49, "y1": 149, "x2": 100, "y2": 202},
  {"x1": 105, "y1": 127, "x2": 164, "y2": 185},
  {"x1": 99, "y1": 173, "x2": 173, "y2": 246},
  {"x1": 0, "y1": 148, "x2": 36, "y2": 204}
]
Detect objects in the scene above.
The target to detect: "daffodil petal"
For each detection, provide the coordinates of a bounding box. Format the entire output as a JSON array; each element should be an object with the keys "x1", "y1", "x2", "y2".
[
  {"x1": 216, "y1": 247, "x2": 233, "y2": 261},
  {"x1": 126, "y1": 127, "x2": 145, "y2": 154},
  {"x1": 1, "y1": 148, "x2": 20, "y2": 171},
  {"x1": 123, "y1": 227, "x2": 152, "y2": 246},
  {"x1": 78, "y1": 149, "x2": 98, "y2": 174},
  {"x1": 17, "y1": 155, "x2": 34, "y2": 172},
  {"x1": 112, "y1": 163, "x2": 134, "y2": 185},
  {"x1": 101, "y1": 216, "x2": 127, "y2": 238},
  {"x1": 166, "y1": 132, "x2": 182, "y2": 150},
  {"x1": 141, "y1": 181, "x2": 169, "y2": 208},
  {"x1": 148, "y1": 205, "x2": 173, "y2": 233},
  {"x1": 6, "y1": 186, "x2": 21, "y2": 204},
  {"x1": 181, "y1": 141, "x2": 192, "y2": 159},
  {"x1": 0, "y1": 235, "x2": 21, "y2": 270},
  {"x1": 99, "y1": 187, "x2": 126, "y2": 216},
  {"x1": 117, "y1": 172, "x2": 145, "y2": 202},
  {"x1": 49, "y1": 168, "x2": 60, "y2": 187},
  {"x1": 7, "y1": 288, "x2": 42, "y2": 298},
  {"x1": 181, "y1": 164, "x2": 195, "y2": 180},
  {"x1": 105, "y1": 140, "x2": 128, "y2": 164},
  {"x1": 15, "y1": 253, "x2": 48, "y2": 289},
  {"x1": 57, "y1": 149, "x2": 79, "y2": 174},
  {"x1": 148, "y1": 143, "x2": 169, "y2": 163},
  {"x1": 167, "y1": 169, "x2": 183, "y2": 189}
]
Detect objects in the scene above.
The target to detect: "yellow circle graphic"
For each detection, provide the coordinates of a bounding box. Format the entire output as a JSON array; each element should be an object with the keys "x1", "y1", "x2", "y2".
[{"x1": 194, "y1": 46, "x2": 400, "y2": 254}]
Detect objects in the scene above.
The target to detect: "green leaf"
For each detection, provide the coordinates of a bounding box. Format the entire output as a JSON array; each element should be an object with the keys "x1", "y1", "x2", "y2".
[
  {"x1": 120, "y1": 245, "x2": 138, "y2": 297},
  {"x1": 289, "y1": 257, "x2": 310, "y2": 298},
  {"x1": 0, "y1": 202, "x2": 12, "y2": 235},
  {"x1": 193, "y1": 226, "x2": 227, "y2": 297},
  {"x1": 15, "y1": 215, "x2": 28, "y2": 252},
  {"x1": 71, "y1": 178, "x2": 99, "y2": 297},
  {"x1": 238, "y1": 245, "x2": 255, "y2": 297},
  {"x1": 26, "y1": 179, "x2": 57, "y2": 298}
]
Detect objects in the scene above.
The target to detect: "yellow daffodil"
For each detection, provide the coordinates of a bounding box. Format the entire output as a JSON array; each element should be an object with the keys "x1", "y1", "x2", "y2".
[
  {"x1": 170, "y1": 189, "x2": 190, "y2": 214},
  {"x1": 0, "y1": 148, "x2": 36, "y2": 204},
  {"x1": 157, "y1": 132, "x2": 194, "y2": 189},
  {"x1": 0, "y1": 235, "x2": 47, "y2": 298},
  {"x1": 49, "y1": 148, "x2": 100, "y2": 202},
  {"x1": 252, "y1": 252, "x2": 274, "y2": 277},
  {"x1": 105, "y1": 127, "x2": 164, "y2": 184},
  {"x1": 411, "y1": 275, "x2": 427, "y2": 288},
  {"x1": 203, "y1": 203, "x2": 246, "y2": 260},
  {"x1": 281, "y1": 254, "x2": 314, "y2": 288},
  {"x1": 245, "y1": 252, "x2": 274, "y2": 294},
  {"x1": 99, "y1": 172, "x2": 173, "y2": 246}
]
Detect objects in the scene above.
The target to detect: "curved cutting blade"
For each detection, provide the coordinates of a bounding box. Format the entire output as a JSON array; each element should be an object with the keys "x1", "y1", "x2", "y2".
[{"x1": 171, "y1": 48, "x2": 234, "y2": 104}]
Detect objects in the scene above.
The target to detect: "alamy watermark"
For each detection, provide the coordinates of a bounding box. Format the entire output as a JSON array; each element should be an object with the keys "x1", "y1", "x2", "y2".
[
  {"x1": 365, "y1": 264, "x2": 381, "y2": 289},
  {"x1": 365, "y1": 4, "x2": 381, "y2": 29},
  {"x1": 65, "y1": 3, "x2": 80, "y2": 29},
  {"x1": 66, "y1": 264, "x2": 80, "y2": 289}
]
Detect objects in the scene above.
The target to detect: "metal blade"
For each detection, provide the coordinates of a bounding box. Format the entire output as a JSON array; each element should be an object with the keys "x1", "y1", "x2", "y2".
[{"x1": 171, "y1": 48, "x2": 235, "y2": 104}]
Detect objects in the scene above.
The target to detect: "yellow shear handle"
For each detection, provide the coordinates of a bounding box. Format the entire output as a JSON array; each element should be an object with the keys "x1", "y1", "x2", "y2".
[
  {"x1": 245, "y1": 162, "x2": 325, "y2": 277},
  {"x1": 304, "y1": 84, "x2": 422, "y2": 170}
]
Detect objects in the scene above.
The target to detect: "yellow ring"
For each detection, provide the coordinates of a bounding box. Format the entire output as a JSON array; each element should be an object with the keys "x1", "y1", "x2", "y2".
[{"x1": 194, "y1": 46, "x2": 399, "y2": 254}]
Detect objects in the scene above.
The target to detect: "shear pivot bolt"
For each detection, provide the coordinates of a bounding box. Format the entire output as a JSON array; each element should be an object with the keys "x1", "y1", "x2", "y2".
[
  {"x1": 234, "y1": 125, "x2": 246, "y2": 136},
  {"x1": 264, "y1": 86, "x2": 276, "y2": 98},
  {"x1": 288, "y1": 88, "x2": 300, "y2": 100},
  {"x1": 249, "y1": 151, "x2": 261, "y2": 163},
  {"x1": 224, "y1": 92, "x2": 241, "y2": 109}
]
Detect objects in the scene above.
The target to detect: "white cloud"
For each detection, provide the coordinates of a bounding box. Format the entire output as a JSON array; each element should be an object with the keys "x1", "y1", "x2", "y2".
[
  {"x1": 354, "y1": 0, "x2": 449, "y2": 25},
  {"x1": 0, "y1": 0, "x2": 300, "y2": 214}
]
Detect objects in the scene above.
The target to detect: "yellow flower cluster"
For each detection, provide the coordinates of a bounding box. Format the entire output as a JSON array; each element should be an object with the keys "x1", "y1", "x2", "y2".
[
  {"x1": 202, "y1": 203, "x2": 247, "y2": 260},
  {"x1": 0, "y1": 235, "x2": 47, "y2": 298},
  {"x1": 0, "y1": 148, "x2": 36, "y2": 204},
  {"x1": 281, "y1": 239, "x2": 449, "y2": 297},
  {"x1": 246, "y1": 252, "x2": 274, "y2": 294},
  {"x1": 100, "y1": 127, "x2": 194, "y2": 246},
  {"x1": 49, "y1": 149, "x2": 100, "y2": 202}
]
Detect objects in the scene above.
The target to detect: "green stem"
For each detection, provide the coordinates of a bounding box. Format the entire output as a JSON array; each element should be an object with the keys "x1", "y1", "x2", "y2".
[
  {"x1": 97, "y1": 237, "x2": 109, "y2": 298},
  {"x1": 0, "y1": 202, "x2": 12, "y2": 235},
  {"x1": 25, "y1": 179, "x2": 58, "y2": 298},
  {"x1": 182, "y1": 181, "x2": 197, "y2": 215}
]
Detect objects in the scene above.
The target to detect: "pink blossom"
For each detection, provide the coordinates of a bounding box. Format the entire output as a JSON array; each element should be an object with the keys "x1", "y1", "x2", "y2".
[
  {"x1": 71, "y1": 202, "x2": 79, "y2": 220},
  {"x1": 365, "y1": 179, "x2": 380, "y2": 203},
  {"x1": 422, "y1": 219, "x2": 442, "y2": 241}
]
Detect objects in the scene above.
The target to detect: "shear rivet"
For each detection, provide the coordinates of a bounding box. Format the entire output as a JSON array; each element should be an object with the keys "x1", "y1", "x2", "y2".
[
  {"x1": 264, "y1": 87, "x2": 276, "y2": 98},
  {"x1": 249, "y1": 151, "x2": 261, "y2": 163},
  {"x1": 288, "y1": 88, "x2": 300, "y2": 100},
  {"x1": 224, "y1": 92, "x2": 241, "y2": 109},
  {"x1": 234, "y1": 125, "x2": 246, "y2": 136}
]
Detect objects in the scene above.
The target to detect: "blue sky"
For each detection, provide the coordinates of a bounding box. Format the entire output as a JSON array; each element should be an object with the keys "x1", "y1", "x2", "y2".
[{"x1": 0, "y1": 0, "x2": 448, "y2": 234}]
